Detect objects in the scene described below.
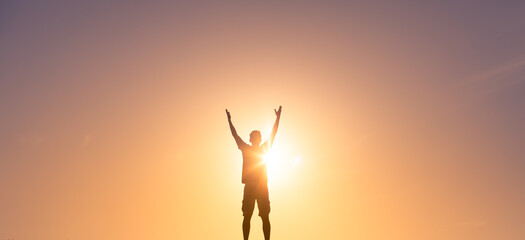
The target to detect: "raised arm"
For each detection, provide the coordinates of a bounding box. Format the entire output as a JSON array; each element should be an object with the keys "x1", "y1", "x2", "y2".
[
  {"x1": 226, "y1": 109, "x2": 247, "y2": 148},
  {"x1": 267, "y1": 106, "x2": 282, "y2": 147}
]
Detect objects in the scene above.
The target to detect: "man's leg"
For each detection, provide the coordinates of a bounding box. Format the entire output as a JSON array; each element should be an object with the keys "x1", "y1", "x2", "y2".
[
  {"x1": 242, "y1": 184, "x2": 256, "y2": 240},
  {"x1": 243, "y1": 215, "x2": 252, "y2": 240},
  {"x1": 261, "y1": 215, "x2": 271, "y2": 240},
  {"x1": 257, "y1": 183, "x2": 271, "y2": 240}
]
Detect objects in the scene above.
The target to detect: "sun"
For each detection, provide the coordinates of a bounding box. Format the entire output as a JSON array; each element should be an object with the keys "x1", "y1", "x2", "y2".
[
  {"x1": 263, "y1": 148, "x2": 282, "y2": 181},
  {"x1": 263, "y1": 144, "x2": 301, "y2": 186}
]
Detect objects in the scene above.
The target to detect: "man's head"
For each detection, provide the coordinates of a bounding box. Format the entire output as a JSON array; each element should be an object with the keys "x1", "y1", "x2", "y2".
[{"x1": 249, "y1": 130, "x2": 262, "y2": 146}]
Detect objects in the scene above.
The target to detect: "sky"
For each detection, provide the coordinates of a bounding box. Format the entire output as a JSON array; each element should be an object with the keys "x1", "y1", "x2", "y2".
[{"x1": 1, "y1": 1, "x2": 525, "y2": 239}]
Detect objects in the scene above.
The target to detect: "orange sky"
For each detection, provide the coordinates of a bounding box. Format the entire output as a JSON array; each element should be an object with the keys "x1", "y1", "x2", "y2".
[{"x1": 1, "y1": 1, "x2": 525, "y2": 240}]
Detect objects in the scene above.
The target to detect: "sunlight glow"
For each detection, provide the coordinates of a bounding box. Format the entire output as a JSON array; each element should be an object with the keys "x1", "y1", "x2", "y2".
[{"x1": 263, "y1": 144, "x2": 300, "y2": 187}]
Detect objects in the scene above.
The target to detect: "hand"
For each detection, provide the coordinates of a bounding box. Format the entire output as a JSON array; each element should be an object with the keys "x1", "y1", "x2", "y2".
[
  {"x1": 226, "y1": 109, "x2": 231, "y2": 120},
  {"x1": 274, "y1": 106, "x2": 282, "y2": 118}
]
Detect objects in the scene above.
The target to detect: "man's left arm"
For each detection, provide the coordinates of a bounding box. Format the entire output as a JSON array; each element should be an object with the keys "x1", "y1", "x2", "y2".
[{"x1": 267, "y1": 106, "x2": 282, "y2": 148}]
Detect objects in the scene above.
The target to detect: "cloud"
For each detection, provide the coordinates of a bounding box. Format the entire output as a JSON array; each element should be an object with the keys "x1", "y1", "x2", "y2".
[
  {"x1": 451, "y1": 56, "x2": 525, "y2": 112},
  {"x1": 466, "y1": 57, "x2": 525, "y2": 92}
]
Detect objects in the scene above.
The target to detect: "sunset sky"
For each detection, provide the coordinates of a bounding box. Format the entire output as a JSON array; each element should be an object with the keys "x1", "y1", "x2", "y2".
[{"x1": 1, "y1": 1, "x2": 525, "y2": 239}]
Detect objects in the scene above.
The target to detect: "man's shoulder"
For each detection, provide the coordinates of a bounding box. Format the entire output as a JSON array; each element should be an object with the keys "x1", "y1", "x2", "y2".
[
  {"x1": 237, "y1": 141, "x2": 249, "y2": 150},
  {"x1": 260, "y1": 141, "x2": 270, "y2": 150}
]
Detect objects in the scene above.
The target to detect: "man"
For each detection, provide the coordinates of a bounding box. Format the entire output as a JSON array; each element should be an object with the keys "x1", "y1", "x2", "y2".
[{"x1": 226, "y1": 106, "x2": 282, "y2": 240}]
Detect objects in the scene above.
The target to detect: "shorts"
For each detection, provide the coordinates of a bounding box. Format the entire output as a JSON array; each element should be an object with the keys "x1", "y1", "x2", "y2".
[{"x1": 242, "y1": 182, "x2": 270, "y2": 217}]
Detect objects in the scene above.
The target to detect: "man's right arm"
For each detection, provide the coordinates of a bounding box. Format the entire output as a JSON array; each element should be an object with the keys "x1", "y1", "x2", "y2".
[{"x1": 226, "y1": 109, "x2": 246, "y2": 148}]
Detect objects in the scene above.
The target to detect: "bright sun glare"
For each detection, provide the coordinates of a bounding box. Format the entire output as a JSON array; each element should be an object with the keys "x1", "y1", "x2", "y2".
[{"x1": 263, "y1": 144, "x2": 301, "y2": 186}]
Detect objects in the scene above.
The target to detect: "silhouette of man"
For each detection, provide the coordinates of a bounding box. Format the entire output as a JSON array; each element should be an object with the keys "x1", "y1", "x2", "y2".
[{"x1": 226, "y1": 106, "x2": 282, "y2": 240}]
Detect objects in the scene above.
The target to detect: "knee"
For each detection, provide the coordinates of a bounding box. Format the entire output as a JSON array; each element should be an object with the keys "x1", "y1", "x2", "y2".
[{"x1": 260, "y1": 215, "x2": 270, "y2": 222}]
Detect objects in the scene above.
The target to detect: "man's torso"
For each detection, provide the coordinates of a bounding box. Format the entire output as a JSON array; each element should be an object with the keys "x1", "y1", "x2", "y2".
[{"x1": 240, "y1": 143, "x2": 268, "y2": 184}]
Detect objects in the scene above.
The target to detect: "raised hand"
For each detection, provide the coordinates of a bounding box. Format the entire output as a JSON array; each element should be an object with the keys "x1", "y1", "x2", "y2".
[
  {"x1": 274, "y1": 106, "x2": 282, "y2": 118},
  {"x1": 226, "y1": 109, "x2": 231, "y2": 120},
  {"x1": 268, "y1": 106, "x2": 282, "y2": 146}
]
